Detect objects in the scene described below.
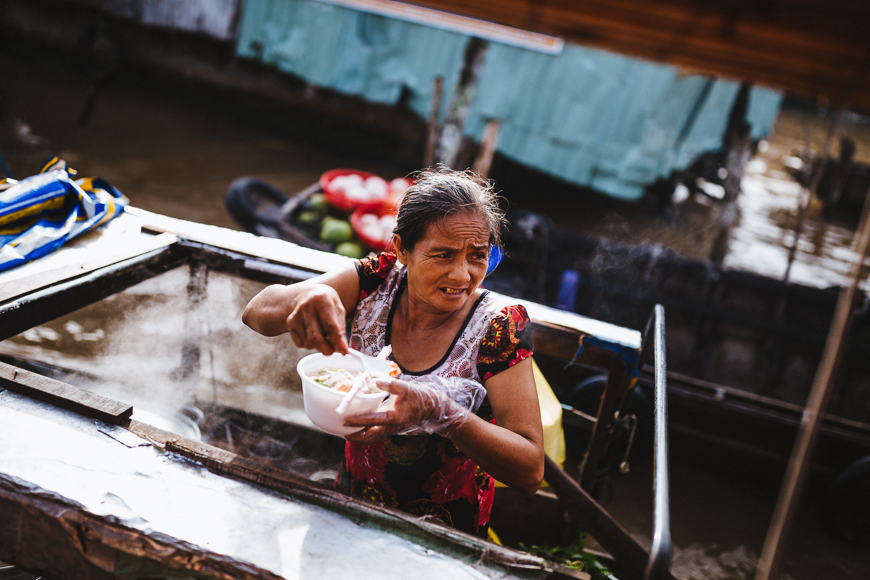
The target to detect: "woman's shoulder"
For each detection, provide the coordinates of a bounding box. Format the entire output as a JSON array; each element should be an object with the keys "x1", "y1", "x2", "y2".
[
  {"x1": 356, "y1": 252, "x2": 398, "y2": 300},
  {"x1": 475, "y1": 293, "x2": 531, "y2": 326},
  {"x1": 475, "y1": 298, "x2": 533, "y2": 381}
]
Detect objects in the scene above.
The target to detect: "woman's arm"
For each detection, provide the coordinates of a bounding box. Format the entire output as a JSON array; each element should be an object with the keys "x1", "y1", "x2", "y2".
[
  {"x1": 242, "y1": 261, "x2": 360, "y2": 355},
  {"x1": 345, "y1": 357, "x2": 545, "y2": 495},
  {"x1": 451, "y1": 357, "x2": 545, "y2": 495}
]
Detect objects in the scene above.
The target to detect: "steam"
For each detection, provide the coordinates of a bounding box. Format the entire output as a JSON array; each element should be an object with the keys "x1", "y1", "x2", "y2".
[{"x1": 86, "y1": 267, "x2": 312, "y2": 422}]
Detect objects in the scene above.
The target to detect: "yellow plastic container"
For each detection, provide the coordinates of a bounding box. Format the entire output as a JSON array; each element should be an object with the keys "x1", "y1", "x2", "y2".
[{"x1": 494, "y1": 358, "x2": 565, "y2": 487}]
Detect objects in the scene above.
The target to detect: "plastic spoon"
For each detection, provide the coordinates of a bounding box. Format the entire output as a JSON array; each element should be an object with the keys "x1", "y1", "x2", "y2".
[{"x1": 335, "y1": 347, "x2": 393, "y2": 414}]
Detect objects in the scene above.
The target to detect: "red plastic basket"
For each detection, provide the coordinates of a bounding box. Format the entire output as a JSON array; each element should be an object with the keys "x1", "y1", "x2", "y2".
[
  {"x1": 320, "y1": 169, "x2": 389, "y2": 213},
  {"x1": 351, "y1": 202, "x2": 398, "y2": 252}
]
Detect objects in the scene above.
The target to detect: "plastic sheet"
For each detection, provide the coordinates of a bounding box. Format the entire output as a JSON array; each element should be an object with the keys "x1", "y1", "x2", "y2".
[{"x1": 0, "y1": 167, "x2": 128, "y2": 273}]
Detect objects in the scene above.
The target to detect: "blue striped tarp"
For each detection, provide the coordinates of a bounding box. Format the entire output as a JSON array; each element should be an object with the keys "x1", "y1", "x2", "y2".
[{"x1": 0, "y1": 161, "x2": 129, "y2": 273}]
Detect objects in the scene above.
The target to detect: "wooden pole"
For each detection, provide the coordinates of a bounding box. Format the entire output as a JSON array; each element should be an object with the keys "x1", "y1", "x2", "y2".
[
  {"x1": 434, "y1": 37, "x2": 488, "y2": 168},
  {"x1": 471, "y1": 119, "x2": 500, "y2": 178},
  {"x1": 755, "y1": 181, "x2": 870, "y2": 580},
  {"x1": 710, "y1": 83, "x2": 751, "y2": 267},
  {"x1": 709, "y1": 121, "x2": 751, "y2": 266},
  {"x1": 423, "y1": 77, "x2": 443, "y2": 167}
]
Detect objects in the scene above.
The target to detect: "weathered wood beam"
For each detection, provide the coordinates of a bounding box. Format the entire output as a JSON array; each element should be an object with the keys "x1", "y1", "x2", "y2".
[
  {"x1": 544, "y1": 457, "x2": 678, "y2": 580},
  {"x1": 0, "y1": 476, "x2": 284, "y2": 580},
  {"x1": 410, "y1": 0, "x2": 870, "y2": 110},
  {"x1": 0, "y1": 362, "x2": 132, "y2": 424}
]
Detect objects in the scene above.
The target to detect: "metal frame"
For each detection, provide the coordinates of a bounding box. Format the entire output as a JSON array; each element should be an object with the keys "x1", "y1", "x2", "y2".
[{"x1": 643, "y1": 305, "x2": 672, "y2": 580}]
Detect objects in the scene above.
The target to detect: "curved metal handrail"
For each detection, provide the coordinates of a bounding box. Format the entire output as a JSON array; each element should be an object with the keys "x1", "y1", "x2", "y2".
[{"x1": 642, "y1": 304, "x2": 672, "y2": 580}]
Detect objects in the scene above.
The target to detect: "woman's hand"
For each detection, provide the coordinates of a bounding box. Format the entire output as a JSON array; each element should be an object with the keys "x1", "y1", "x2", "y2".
[
  {"x1": 242, "y1": 263, "x2": 360, "y2": 355},
  {"x1": 285, "y1": 284, "x2": 348, "y2": 355},
  {"x1": 343, "y1": 378, "x2": 470, "y2": 444}
]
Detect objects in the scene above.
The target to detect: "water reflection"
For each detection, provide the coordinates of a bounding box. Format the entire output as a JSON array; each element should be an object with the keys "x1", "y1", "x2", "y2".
[{"x1": 726, "y1": 108, "x2": 870, "y2": 291}]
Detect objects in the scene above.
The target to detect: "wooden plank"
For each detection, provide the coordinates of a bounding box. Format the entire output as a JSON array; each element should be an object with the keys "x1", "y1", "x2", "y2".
[
  {"x1": 0, "y1": 478, "x2": 281, "y2": 580},
  {"x1": 126, "y1": 207, "x2": 352, "y2": 275},
  {"x1": 0, "y1": 232, "x2": 177, "y2": 304},
  {"x1": 581, "y1": 362, "x2": 627, "y2": 491},
  {"x1": 128, "y1": 206, "x2": 643, "y2": 350},
  {"x1": 319, "y1": 0, "x2": 563, "y2": 53},
  {"x1": 0, "y1": 362, "x2": 132, "y2": 424},
  {"x1": 544, "y1": 457, "x2": 678, "y2": 580},
  {"x1": 472, "y1": 119, "x2": 500, "y2": 179},
  {"x1": 410, "y1": 0, "x2": 870, "y2": 110}
]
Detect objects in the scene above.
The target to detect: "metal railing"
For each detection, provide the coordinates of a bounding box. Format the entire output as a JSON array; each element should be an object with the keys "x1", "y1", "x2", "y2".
[{"x1": 642, "y1": 304, "x2": 672, "y2": 580}]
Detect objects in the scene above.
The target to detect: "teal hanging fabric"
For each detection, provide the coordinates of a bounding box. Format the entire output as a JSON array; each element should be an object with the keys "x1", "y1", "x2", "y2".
[
  {"x1": 237, "y1": 0, "x2": 784, "y2": 201},
  {"x1": 0, "y1": 159, "x2": 129, "y2": 272}
]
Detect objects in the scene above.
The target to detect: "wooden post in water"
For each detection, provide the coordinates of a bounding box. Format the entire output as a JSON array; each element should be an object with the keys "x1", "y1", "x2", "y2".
[
  {"x1": 755, "y1": 181, "x2": 870, "y2": 580},
  {"x1": 471, "y1": 119, "x2": 500, "y2": 178},
  {"x1": 434, "y1": 37, "x2": 488, "y2": 168},
  {"x1": 710, "y1": 83, "x2": 752, "y2": 267},
  {"x1": 423, "y1": 77, "x2": 443, "y2": 167}
]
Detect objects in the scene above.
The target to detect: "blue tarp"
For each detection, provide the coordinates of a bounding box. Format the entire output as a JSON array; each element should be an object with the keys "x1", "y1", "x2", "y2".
[
  {"x1": 237, "y1": 0, "x2": 783, "y2": 200},
  {"x1": 0, "y1": 162, "x2": 129, "y2": 272}
]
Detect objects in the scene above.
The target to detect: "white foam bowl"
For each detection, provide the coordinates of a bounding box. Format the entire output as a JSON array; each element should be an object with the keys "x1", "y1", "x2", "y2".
[{"x1": 297, "y1": 352, "x2": 389, "y2": 436}]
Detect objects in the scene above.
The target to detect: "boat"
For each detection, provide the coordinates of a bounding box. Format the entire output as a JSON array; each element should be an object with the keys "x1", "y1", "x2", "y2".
[
  {"x1": 0, "y1": 187, "x2": 675, "y2": 580},
  {"x1": 225, "y1": 171, "x2": 870, "y2": 542}
]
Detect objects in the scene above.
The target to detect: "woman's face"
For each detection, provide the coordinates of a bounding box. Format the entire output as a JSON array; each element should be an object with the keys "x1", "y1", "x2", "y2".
[{"x1": 396, "y1": 211, "x2": 489, "y2": 314}]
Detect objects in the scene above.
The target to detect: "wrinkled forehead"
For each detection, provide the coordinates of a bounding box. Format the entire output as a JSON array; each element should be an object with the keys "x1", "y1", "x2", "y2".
[{"x1": 424, "y1": 211, "x2": 490, "y2": 247}]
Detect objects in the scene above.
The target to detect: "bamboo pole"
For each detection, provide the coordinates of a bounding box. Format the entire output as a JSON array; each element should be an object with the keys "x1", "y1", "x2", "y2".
[{"x1": 755, "y1": 181, "x2": 870, "y2": 580}]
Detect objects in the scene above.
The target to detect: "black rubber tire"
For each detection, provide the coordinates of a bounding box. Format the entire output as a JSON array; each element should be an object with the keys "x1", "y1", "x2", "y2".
[
  {"x1": 821, "y1": 455, "x2": 870, "y2": 543},
  {"x1": 225, "y1": 177, "x2": 289, "y2": 235},
  {"x1": 562, "y1": 374, "x2": 654, "y2": 467}
]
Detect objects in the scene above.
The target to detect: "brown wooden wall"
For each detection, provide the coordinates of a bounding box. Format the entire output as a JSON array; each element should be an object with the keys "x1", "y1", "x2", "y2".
[{"x1": 412, "y1": 0, "x2": 870, "y2": 111}]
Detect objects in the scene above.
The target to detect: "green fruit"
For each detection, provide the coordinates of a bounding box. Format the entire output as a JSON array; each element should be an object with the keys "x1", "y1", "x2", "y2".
[
  {"x1": 308, "y1": 193, "x2": 329, "y2": 213},
  {"x1": 335, "y1": 241, "x2": 366, "y2": 259},
  {"x1": 296, "y1": 210, "x2": 320, "y2": 225},
  {"x1": 320, "y1": 217, "x2": 353, "y2": 244}
]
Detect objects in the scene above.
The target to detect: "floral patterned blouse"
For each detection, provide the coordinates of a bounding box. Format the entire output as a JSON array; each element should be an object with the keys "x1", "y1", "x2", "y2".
[{"x1": 335, "y1": 252, "x2": 533, "y2": 536}]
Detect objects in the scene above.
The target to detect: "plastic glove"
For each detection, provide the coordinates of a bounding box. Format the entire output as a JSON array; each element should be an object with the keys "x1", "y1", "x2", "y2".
[
  {"x1": 343, "y1": 377, "x2": 471, "y2": 444},
  {"x1": 406, "y1": 373, "x2": 486, "y2": 414}
]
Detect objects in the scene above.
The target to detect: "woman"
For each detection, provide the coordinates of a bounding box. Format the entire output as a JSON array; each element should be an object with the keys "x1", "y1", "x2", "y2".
[{"x1": 242, "y1": 168, "x2": 544, "y2": 536}]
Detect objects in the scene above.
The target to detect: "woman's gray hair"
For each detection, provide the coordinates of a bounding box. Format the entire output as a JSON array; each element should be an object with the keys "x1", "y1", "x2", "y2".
[{"x1": 393, "y1": 167, "x2": 505, "y2": 251}]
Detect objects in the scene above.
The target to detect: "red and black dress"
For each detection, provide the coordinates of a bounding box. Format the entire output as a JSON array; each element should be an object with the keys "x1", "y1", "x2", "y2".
[{"x1": 336, "y1": 253, "x2": 533, "y2": 536}]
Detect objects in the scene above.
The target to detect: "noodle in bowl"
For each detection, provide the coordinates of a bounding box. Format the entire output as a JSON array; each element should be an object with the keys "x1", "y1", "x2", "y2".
[{"x1": 297, "y1": 352, "x2": 389, "y2": 436}]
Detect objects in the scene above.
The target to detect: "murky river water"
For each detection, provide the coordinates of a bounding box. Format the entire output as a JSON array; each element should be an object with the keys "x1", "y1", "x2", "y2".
[{"x1": 2, "y1": 47, "x2": 869, "y2": 580}]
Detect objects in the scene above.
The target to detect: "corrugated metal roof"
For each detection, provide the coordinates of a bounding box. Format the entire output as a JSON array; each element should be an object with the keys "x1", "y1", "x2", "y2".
[{"x1": 237, "y1": 0, "x2": 782, "y2": 200}]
